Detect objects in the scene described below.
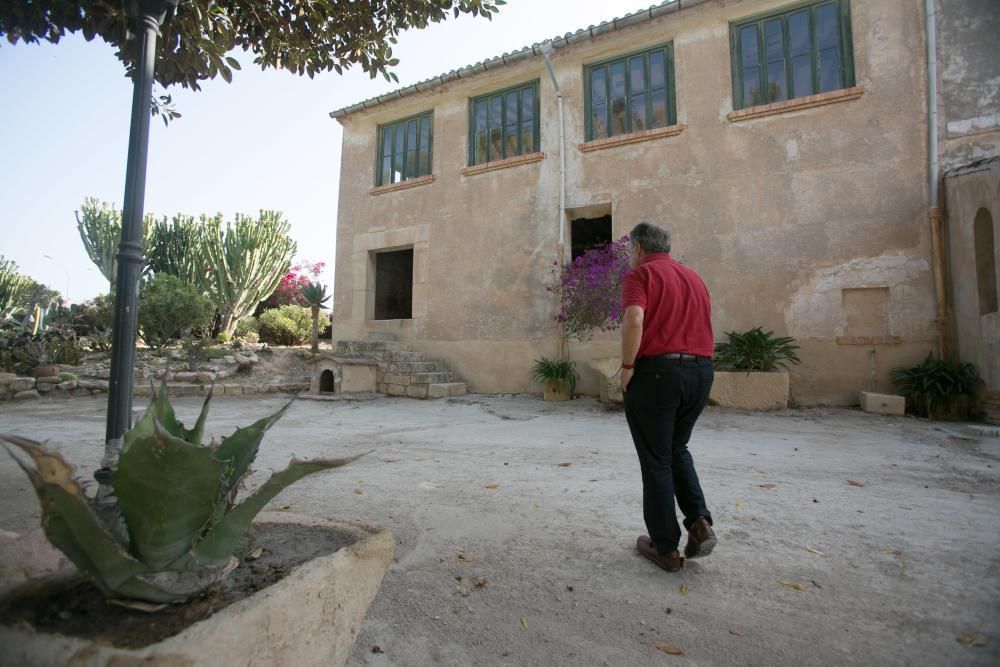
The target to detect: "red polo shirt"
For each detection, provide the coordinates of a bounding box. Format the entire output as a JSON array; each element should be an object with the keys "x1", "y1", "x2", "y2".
[{"x1": 621, "y1": 253, "x2": 714, "y2": 359}]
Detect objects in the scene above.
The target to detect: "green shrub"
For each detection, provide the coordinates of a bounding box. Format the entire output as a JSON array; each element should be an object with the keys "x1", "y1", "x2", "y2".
[
  {"x1": 258, "y1": 305, "x2": 327, "y2": 346},
  {"x1": 890, "y1": 354, "x2": 983, "y2": 420},
  {"x1": 216, "y1": 331, "x2": 232, "y2": 344},
  {"x1": 139, "y1": 274, "x2": 213, "y2": 349},
  {"x1": 531, "y1": 357, "x2": 579, "y2": 394},
  {"x1": 235, "y1": 316, "x2": 259, "y2": 338},
  {"x1": 72, "y1": 293, "x2": 115, "y2": 338},
  {"x1": 204, "y1": 347, "x2": 230, "y2": 360},
  {"x1": 59, "y1": 372, "x2": 77, "y2": 381},
  {"x1": 50, "y1": 337, "x2": 85, "y2": 366},
  {"x1": 714, "y1": 327, "x2": 801, "y2": 372}
]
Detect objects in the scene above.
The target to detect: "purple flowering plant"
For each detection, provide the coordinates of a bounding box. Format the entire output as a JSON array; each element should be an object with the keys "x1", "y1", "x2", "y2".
[{"x1": 548, "y1": 236, "x2": 631, "y2": 341}]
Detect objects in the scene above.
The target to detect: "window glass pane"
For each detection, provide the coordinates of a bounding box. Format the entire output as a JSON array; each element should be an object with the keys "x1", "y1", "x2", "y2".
[
  {"x1": 742, "y1": 67, "x2": 762, "y2": 107},
  {"x1": 489, "y1": 128, "x2": 502, "y2": 160},
  {"x1": 630, "y1": 93, "x2": 647, "y2": 132},
  {"x1": 590, "y1": 67, "x2": 607, "y2": 102},
  {"x1": 764, "y1": 19, "x2": 784, "y2": 61},
  {"x1": 521, "y1": 87, "x2": 534, "y2": 121},
  {"x1": 629, "y1": 56, "x2": 646, "y2": 94},
  {"x1": 649, "y1": 50, "x2": 665, "y2": 90},
  {"x1": 610, "y1": 61, "x2": 626, "y2": 99},
  {"x1": 815, "y1": 3, "x2": 840, "y2": 50},
  {"x1": 766, "y1": 62, "x2": 787, "y2": 102},
  {"x1": 381, "y1": 127, "x2": 393, "y2": 157},
  {"x1": 592, "y1": 102, "x2": 608, "y2": 139},
  {"x1": 490, "y1": 96, "x2": 502, "y2": 130},
  {"x1": 406, "y1": 150, "x2": 417, "y2": 178},
  {"x1": 740, "y1": 25, "x2": 759, "y2": 68},
  {"x1": 818, "y1": 47, "x2": 842, "y2": 92},
  {"x1": 791, "y1": 54, "x2": 813, "y2": 96},
  {"x1": 506, "y1": 91, "x2": 518, "y2": 126},
  {"x1": 381, "y1": 156, "x2": 392, "y2": 186},
  {"x1": 611, "y1": 98, "x2": 627, "y2": 136},
  {"x1": 419, "y1": 148, "x2": 430, "y2": 176},
  {"x1": 505, "y1": 129, "x2": 518, "y2": 158},
  {"x1": 393, "y1": 124, "x2": 405, "y2": 182},
  {"x1": 521, "y1": 121, "x2": 534, "y2": 153},
  {"x1": 650, "y1": 89, "x2": 667, "y2": 127},
  {"x1": 418, "y1": 118, "x2": 430, "y2": 175},
  {"x1": 475, "y1": 133, "x2": 488, "y2": 165},
  {"x1": 789, "y1": 10, "x2": 811, "y2": 56},
  {"x1": 475, "y1": 100, "x2": 488, "y2": 133}
]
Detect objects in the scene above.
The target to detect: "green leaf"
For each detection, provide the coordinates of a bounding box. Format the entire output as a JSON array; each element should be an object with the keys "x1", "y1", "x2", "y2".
[
  {"x1": 115, "y1": 421, "x2": 224, "y2": 569},
  {"x1": 190, "y1": 454, "x2": 365, "y2": 568},
  {"x1": 214, "y1": 399, "x2": 292, "y2": 499}
]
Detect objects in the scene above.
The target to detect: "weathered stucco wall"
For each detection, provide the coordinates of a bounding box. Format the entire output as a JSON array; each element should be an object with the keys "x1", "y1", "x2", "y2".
[{"x1": 333, "y1": 0, "x2": 941, "y2": 403}]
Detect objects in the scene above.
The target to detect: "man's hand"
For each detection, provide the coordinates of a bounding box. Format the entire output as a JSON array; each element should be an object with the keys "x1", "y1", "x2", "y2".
[{"x1": 620, "y1": 367, "x2": 634, "y2": 392}]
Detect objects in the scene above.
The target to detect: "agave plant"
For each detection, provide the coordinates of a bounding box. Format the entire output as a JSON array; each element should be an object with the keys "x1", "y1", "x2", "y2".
[
  {"x1": 713, "y1": 327, "x2": 801, "y2": 373},
  {"x1": 1, "y1": 383, "x2": 359, "y2": 606},
  {"x1": 301, "y1": 280, "x2": 331, "y2": 353}
]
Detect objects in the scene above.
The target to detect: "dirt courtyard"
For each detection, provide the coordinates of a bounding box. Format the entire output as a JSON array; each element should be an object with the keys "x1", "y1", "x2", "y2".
[{"x1": 1, "y1": 394, "x2": 998, "y2": 666}]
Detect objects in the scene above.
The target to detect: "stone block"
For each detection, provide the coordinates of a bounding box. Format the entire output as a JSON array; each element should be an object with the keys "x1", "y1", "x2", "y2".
[
  {"x1": 196, "y1": 372, "x2": 216, "y2": 385},
  {"x1": 383, "y1": 373, "x2": 412, "y2": 386},
  {"x1": 406, "y1": 385, "x2": 428, "y2": 399},
  {"x1": 386, "y1": 384, "x2": 406, "y2": 396},
  {"x1": 35, "y1": 376, "x2": 62, "y2": 385},
  {"x1": 133, "y1": 384, "x2": 154, "y2": 398},
  {"x1": 0, "y1": 372, "x2": 17, "y2": 385},
  {"x1": 35, "y1": 383, "x2": 56, "y2": 393},
  {"x1": 709, "y1": 371, "x2": 789, "y2": 411},
  {"x1": 173, "y1": 372, "x2": 198, "y2": 383},
  {"x1": 10, "y1": 378, "x2": 35, "y2": 392},
  {"x1": 78, "y1": 379, "x2": 109, "y2": 391},
  {"x1": 73, "y1": 388, "x2": 92, "y2": 397},
  {"x1": 13, "y1": 390, "x2": 41, "y2": 401},
  {"x1": 243, "y1": 385, "x2": 260, "y2": 395},
  {"x1": 224, "y1": 384, "x2": 244, "y2": 395},
  {"x1": 859, "y1": 391, "x2": 906, "y2": 416},
  {"x1": 169, "y1": 384, "x2": 202, "y2": 397},
  {"x1": 55, "y1": 380, "x2": 78, "y2": 391}
]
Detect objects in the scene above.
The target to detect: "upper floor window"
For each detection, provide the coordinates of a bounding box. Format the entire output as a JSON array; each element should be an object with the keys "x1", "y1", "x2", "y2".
[
  {"x1": 469, "y1": 82, "x2": 539, "y2": 166},
  {"x1": 377, "y1": 112, "x2": 432, "y2": 187},
  {"x1": 731, "y1": 0, "x2": 855, "y2": 110},
  {"x1": 585, "y1": 44, "x2": 676, "y2": 141}
]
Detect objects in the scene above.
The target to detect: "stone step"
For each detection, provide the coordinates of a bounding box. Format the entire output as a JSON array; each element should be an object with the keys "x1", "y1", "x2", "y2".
[
  {"x1": 388, "y1": 361, "x2": 445, "y2": 374},
  {"x1": 379, "y1": 351, "x2": 425, "y2": 362},
  {"x1": 366, "y1": 331, "x2": 397, "y2": 342},
  {"x1": 409, "y1": 372, "x2": 454, "y2": 384},
  {"x1": 336, "y1": 340, "x2": 405, "y2": 354},
  {"x1": 428, "y1": 382, "x2": 467, "y2": 398}
]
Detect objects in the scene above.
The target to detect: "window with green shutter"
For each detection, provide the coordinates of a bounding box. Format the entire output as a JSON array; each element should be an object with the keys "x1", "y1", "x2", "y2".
[
  {"x1": 469, "y1": 82, "x2": 540, "y2": 166},
  {"x1": 731, "y1": 0, "x2": 855, "y2": 110},
  {"x1": 585, "y1": 43, "x2": 676, "y2": 141},
  {"x1": 376, "y1": 112, "x2": 433, "y2": 187}
]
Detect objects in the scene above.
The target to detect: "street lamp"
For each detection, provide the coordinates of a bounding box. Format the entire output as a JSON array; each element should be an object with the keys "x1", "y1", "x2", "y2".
[{"x1": 98, "y1": 0, "x2": 178, "y2": 492}]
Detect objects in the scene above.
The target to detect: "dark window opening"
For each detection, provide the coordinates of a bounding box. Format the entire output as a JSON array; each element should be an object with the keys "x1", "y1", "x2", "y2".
[
  {"x1": 374, "y1": 249, "x2": 413, "y2": 320},
  {"x1": 974, "y1": 208, "x2": 998, "y2": 315},
  {"x1": 571, "y1": 216, "x2": 613, "y2": 260},
  {"x1": 320, "y1": 369, "x2": 336, "y2": 393}
]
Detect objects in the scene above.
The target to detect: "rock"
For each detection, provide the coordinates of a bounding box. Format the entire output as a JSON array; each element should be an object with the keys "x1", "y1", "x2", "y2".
[
  {"x1": 94, "y1": 368, "x2": 111, "y2": 379},
  {"x1": 0, "y1": 372, "x2": 17, "y2": 388},
  {"x1": 36, "y1": 376, "x2": 63, "y2": 385},
  {"x1": 36, "y1": 383, "x2": 56, "y2": 392},
  {"x1": 216, "y1": 370, "x2": 231, "y2": 381},
  {"x1": 13, "y1": 390, "x2": 41, "y2": 401},
  {"x1": 224, "y1": 356, "x2": 236, "y2": 365},
  {"x1": 233, "y1": 352, "x2": 258, "y2": 365},
  {"x1": 73, "y1": 388, "x2": 92, "y2": 397},
  {"x1": 55, "y1": 380, "x2": 79, "y2": 391},
  {"x1": 173, "y1": 372, "x2": 198, "y2": 382},
  {"x1": 196, "y1": 371, "x2": 216, "y2": 385},
  {"x1": 10, "y1": 378, "x2": 35, "y2": 392},
  {"x1": 78, "y1": 379, "x2": 110, "y2": 391}
]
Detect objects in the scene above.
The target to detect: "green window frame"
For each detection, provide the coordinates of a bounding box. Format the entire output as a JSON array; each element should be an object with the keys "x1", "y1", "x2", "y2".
[
  {"x1": 584, "y1": 43, "x2": 676, "y2": 141},
  {"x1": 376, "y1": 111, "x2": 433, "y2": 187},
  {"x1": 730, "y1": 0, "x2": 855, "y2": 110},
  {"x1": 468, "y1": 81, "x2": 540, "y2": 166}
]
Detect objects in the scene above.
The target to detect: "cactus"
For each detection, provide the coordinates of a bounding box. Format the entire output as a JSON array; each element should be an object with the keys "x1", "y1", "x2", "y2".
[
  {"x1": 301, "y1": 280, "x2": 330, "y2": 353},
  {"x1": 145, "y1": 213, "x2": 208, "y2": 285},
  {"x1": 1, "y1": 383, "x2": 358, "y2": 606},
  {"x1": 76, "y1": 198, "x2": 153, "y2": 287},
  {"x1": 201, "y1": 211, "x2": 297, "y2": 336},
  {"x1": 0, "y1": 256, "x2": 30, "y2": 319}
]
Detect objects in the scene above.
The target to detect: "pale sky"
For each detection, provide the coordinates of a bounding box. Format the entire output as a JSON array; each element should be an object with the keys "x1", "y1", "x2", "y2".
[{"x1": 0, "y1": 1, "x2": 660, "y2": 304}]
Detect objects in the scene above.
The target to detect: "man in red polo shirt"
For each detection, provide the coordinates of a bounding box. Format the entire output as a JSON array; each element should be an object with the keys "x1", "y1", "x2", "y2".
[{"x1": 619, "y1": 222, "x2": 717, "y2": 572}]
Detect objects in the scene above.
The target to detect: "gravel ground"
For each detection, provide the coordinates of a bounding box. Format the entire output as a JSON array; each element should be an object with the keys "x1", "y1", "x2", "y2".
[{"x1": 0, "y1": 393, "x2": 998, "y2": 666}]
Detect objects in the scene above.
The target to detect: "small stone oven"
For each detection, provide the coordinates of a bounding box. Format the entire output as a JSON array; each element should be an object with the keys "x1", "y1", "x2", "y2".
[{"x1": 308, "y1": 355, "x2": 378, "y2": 395}]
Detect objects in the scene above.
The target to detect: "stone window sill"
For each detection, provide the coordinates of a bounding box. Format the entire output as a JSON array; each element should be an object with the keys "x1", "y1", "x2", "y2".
[
  {"x1": 369, "y1": 175, "x2": 435, "y2": 196},
  {"x1": 461, "y1": 151, "x2": 545, "y2": 177},
  {"x1": 578, "y1": 124, "x2": 686, "y2": 153},
  {"x1": 728, "y1": 87, "x2": 865, "y2": 122}
]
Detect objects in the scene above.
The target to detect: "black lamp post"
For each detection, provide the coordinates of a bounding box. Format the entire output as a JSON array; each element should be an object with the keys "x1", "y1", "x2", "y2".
[{"x1": 97, "y1": 0, "x2": 178, "y2": 490}]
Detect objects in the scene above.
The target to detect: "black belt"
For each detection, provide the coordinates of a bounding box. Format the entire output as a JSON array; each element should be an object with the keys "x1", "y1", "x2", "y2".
[{"x1": 644, "y1": 353, "x2": 712, "y2": 361}]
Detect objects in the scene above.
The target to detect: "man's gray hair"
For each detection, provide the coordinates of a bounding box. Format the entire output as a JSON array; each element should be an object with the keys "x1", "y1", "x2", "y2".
[{"x1": 629, "y1": 222, "x2": 672, "y2": 254}]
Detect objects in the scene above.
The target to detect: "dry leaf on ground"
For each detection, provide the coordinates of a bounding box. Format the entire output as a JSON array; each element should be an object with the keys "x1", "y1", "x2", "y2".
[
  {"x1": 883, "y1": 548, "x2": 903, "y2": 556},
  {"x1": 777, "y1": 579, "x2": 806, "y2": 592},
  {"x1": 520, "y1": 617, "x2": 529, "y2": 629},
  {"x1": 472, "y1": 577, "x2": 488, "y2": 588},
  {"x1": 958, "y1": 633, "x2": 986, "y2": 647},
  {"x1": 457, "y1": 553, "x2": 473, "y2": 564},
  {"x1": 382, "y1": 458, "x2": 401, "y2": 463},
  {"x1": 655, "y1": 642, "x2": 685, "y2": 655},
  {"x1": 484, "y1": 483, "x2": 499, "y2": 489},
  {"x1": 419, "y1": 480, "x2": 439, "y2": 490},
  {"x1": 679, "y1": 584, "x2": 688, "y2": 594},
  {"x1": 847, "y1": 480, "x2": 866, "y2": 487},
  {"x1": 758, "y1": 483, "x2": 778, "y2": 489},
  {"x1": 735, "y1": 501, "x2": 743, "y2": 509},
  {"x1": 245, "y1": 547, "x2": 264, "y2": 561},
  {"x1": 558, "y1": 462, "x2": 572, "y2": 467},
  {"x1": 353, "y1": 488, "x2": 364, "y2": 495},
  {"x1": 805, "y1": 546, "x2": 828, "y2": 557}
]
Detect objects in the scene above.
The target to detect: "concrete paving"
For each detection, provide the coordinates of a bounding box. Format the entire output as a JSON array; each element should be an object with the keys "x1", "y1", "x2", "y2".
[{"x1": 0, "y1": 394, "x2": 998, "y2": 666}]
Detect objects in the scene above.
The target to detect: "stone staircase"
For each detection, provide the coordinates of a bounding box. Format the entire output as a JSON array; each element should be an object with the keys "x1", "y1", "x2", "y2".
[
  {"x1": 333, "y1": 334, "x2": 466, "y2": 399},
  {"x1": 984, "y1": 391, "x2": 1000, "y2": 425}
]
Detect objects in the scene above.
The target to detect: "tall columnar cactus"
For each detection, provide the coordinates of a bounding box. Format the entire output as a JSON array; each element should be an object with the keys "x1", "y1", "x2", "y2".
[
  {"x1": 201, "y1": 211, "x2": 297, "y2": 335},
  {"x1": 75, "y1": 198, "x2": 153, "y2": 287},
  {"x1": 1, "y1": 383, "x2": 358, "y2": 606},
  {"x1": 145, "y1": 213, "x2": 208, "y2": 285},
  {"x1": 301, "y1": 280, "x2": 331, "y2": 353},
  {"x1": 0, "y1": 255, "x2": 30, "y2": 318}
]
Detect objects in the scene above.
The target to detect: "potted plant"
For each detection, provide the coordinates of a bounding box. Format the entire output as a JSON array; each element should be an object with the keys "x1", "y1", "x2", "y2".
[
  {"x1": 711, "y1": 327, "x2": 801, "y2": 410},
  {"x1": 890, "y1": 354, "x2": 984, "y2": 421},
  {"x1": 0, "y1": 383, "x2": 393, "y2": 665},
  {"x1": 531, "y1": 357, "x2": 578, "y2": 401}
]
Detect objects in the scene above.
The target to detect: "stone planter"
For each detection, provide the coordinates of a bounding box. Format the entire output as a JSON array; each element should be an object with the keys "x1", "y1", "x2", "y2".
[
  {"x1": 0, "y1": 514, "x2": 394, "y2": 667},
  {"x1": 710, "y1": 370, "x2": 789, "y2": 410},
  {"x1": 542, "y1": 378, "x2": 572, "y2": 401},
  {"x1": 588, "y1": 357, "x2": 624, "y2": 404}
]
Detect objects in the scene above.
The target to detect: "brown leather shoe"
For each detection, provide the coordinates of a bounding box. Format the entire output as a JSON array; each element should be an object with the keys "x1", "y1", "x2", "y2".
[
  {"x1": 636, "y1": 535, "x2": 683, "y2": 572},
  {"x1": 684, "y1": 517, "x2": 717, "y2": 559}
]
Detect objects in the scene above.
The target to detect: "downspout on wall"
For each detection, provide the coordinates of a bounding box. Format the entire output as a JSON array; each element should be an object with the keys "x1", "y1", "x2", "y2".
[
  {"x1": 542, "y1": 41, "x2": 567, "y2": 265},
  {"x1": 925, "y1": 0, "x2": 950, "y2": 359}
]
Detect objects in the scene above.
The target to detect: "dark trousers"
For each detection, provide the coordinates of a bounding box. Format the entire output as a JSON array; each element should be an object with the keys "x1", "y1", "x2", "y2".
[{"x1": 624, "y1": 356, "x2": 714, "y2": 555}]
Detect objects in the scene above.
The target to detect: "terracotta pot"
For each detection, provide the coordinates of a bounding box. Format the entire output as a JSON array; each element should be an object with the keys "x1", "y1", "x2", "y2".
[
  {"x1": 542, "y1": 378, "x2": 572, "y2": 401},
  {"x1": 33, "y1": 364, "x2": 59, "y2": 379}
]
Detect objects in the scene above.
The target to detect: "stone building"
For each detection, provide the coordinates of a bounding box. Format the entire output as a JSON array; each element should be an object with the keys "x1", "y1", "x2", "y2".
[{"x1": 329, "y1": 0, "x2": 1000, "y2": 405}]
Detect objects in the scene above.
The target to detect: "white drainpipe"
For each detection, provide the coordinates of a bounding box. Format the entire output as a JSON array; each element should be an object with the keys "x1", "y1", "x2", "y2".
[{"x1": 542, "y1": 41, "x2": 567, "y2": 260}]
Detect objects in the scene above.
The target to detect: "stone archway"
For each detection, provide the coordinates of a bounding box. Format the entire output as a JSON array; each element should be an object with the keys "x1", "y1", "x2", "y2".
[{"x1": 320, "y1": 369, "x2": 336, "y2": 393}]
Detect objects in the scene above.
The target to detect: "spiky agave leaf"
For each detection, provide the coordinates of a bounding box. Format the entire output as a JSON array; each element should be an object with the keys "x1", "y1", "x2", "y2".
[
  {"x1": 114, "y1": 421, "x2": 224, "y2": 570},
  {"x1": 123, "y1": 380, "x2": 214, "y2": 453},
  {"x1": 188, "y1": 453, "x2": 367, "y2": 569},
  {"x1": 212, "y1": 399, "x2": 293, "y2": 507}
]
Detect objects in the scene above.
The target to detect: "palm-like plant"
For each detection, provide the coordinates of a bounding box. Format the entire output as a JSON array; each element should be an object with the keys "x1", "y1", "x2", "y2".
[
  {"x1": 301, "y1": 280, "x2": 331, "y2": 353},
  {"x1": 714, "y1": 327, "x2": 801, "y2": 373},
  {"x1": 1, "y1": 383, "x2": 359, "y2": 607}
]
